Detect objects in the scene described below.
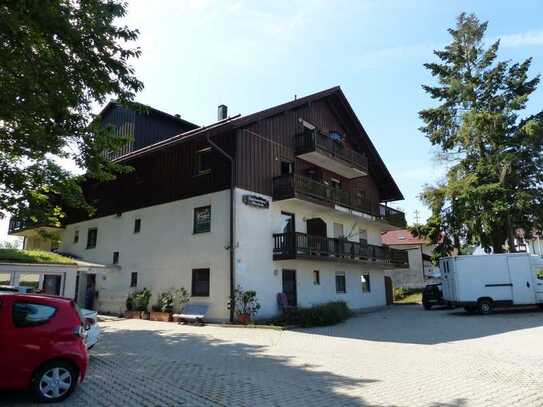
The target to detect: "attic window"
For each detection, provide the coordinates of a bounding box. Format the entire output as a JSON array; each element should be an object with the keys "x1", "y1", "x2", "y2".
[
  {"x1": 398, "y1": 236, "x2": 406, "y2": 240},
  {"x1": 194, "y1": 147, "x2": 212, "y2": 176},
  {"x1": 329, "y1": 131, "x2": 344, "y2": 142}
]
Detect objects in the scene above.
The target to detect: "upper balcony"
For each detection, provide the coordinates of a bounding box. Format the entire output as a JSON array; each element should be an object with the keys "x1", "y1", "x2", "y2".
[
  {"x1": 273, "y1": 174, "x2": 406, "y2": 228},
  {"x1": 295, "y1": 129, "x2": 368, "y2": 179}
]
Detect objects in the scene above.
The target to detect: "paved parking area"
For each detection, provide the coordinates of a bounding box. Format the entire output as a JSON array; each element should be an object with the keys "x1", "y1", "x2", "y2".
[{"x1": 3, "y1": 305, "x2": 543, "y2": 407}]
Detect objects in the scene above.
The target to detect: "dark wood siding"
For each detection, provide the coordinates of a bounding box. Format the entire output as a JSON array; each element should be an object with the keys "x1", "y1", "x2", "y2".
[
  {"x1": 235, "y1": 98, "x2": 381, "y2": 201},
  {"x1": 102, "y1": 105, "x2": 198, "y2": 160},
  {"x1": 72, "y1": 131, "x2": 234, "y2": 222}
]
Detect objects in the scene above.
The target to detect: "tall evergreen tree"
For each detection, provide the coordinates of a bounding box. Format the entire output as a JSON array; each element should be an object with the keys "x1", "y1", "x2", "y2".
[
  {"x1": 0, "y1": 1, "x2": 142, "y2": 227},
  {"x1": 415, "y1": 13, "x2": 543, "y2": 254}
]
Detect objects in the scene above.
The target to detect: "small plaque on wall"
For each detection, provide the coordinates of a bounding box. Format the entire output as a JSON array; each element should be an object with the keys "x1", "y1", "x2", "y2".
[{"x1": 242, "y1": 194, "x2": 269, "y2": 209}]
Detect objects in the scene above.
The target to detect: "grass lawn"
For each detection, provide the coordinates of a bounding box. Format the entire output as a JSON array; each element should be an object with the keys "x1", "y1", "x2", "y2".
[
  {"x1": 0, "y1": 249, "x2": 76, "y2": 265},
  {"x1": 394, "y1": 290, "x2": 423, "y2": 304}
]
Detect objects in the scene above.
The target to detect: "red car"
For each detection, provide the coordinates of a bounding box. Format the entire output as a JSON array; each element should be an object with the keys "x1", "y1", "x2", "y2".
[{"x1": 0, "y1": 293, "x2": 88, "y2": 402}]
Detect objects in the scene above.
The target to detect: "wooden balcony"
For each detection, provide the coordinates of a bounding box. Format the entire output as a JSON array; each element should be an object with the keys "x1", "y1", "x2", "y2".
[
  {"x1": 295, "y1": 129, "x2": 368, "y2": 178},
  {"x1": 273, "y1": 232, "x2": 409, "y2": 267},
  {"x1": 273, "y1": 174, "x2": 406, "y2": 228}
]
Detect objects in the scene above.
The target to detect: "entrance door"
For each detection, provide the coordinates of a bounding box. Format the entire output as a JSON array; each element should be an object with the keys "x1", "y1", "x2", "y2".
[
  {"x1": 508, "y1": 256, "x2": 536, "y2": 304},
  {"x1": 282, "y1": 269, "x2": 297, "y2": 307},
  {"x1": 384, "y1": 276, "x2": 394, "y2": 305},
  {"x1": 43, "y1": 275, "x2": 62, "y2": 296},
  {"x1": 85, "y1": 274, "x2": 97, "y2": 310}
]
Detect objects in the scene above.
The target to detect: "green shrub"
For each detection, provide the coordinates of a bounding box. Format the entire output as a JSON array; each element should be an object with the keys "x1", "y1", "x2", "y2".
[
  {"x1": 280, "y1": 301, "x2": 351, "y2": 327},
  {"x1": 126, "y1": 288, "x2": 152, "y2": 312}
]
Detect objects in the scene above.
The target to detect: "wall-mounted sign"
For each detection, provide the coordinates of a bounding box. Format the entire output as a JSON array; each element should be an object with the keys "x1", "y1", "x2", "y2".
[{"x1": 242, "y1": 194, "x2": 269, "y2": 209}]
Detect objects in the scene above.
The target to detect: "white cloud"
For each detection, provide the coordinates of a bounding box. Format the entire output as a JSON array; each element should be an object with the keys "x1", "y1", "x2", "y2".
[{"x1": 500, "y1": 30, "x2": 543, "y2": 48}]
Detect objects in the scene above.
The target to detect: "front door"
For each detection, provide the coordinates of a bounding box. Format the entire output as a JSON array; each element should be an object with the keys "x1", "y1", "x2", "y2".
[
  {"x1": 85, "y1": 274, "x2": 97, "y2": 310},
  {"x1": 282, "y1": 269, "x2": 297, "y2": 307},
  {"x1": 43, "y1": 275, "x2": 62, "y2": 296},
  {"x1": 508, "y1": 256, "x2": 536, "y2": 304}
]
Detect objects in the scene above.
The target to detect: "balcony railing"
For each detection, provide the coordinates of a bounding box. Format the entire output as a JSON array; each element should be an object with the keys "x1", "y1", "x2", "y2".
[
  {"x1": 273, "y1": 174, "x2": 406, "y2": 228},
  {"x1": 295, "y1": 129, "x2": 369, "y2": 174},
  {"x1": 273, "y1": 232, "x2": 409, "y2": 267}
]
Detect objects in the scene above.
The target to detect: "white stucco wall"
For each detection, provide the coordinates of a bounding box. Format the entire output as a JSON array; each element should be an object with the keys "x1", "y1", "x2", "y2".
[
  {"x1": 59, "y1": 190, "x2": 231, "y2": 321},
  {"x1": 234, "y1": 188, "x2": 389, "y2": 319}
]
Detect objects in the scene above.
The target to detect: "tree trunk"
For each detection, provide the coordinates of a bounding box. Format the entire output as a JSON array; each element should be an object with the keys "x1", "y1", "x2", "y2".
[{"x1": 506, "y1": 213, "x2": 516, "y2": 253}]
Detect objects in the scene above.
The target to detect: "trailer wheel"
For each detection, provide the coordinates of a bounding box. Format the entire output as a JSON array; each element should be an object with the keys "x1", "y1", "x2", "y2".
[
  {"x1": 423, "y1": 301, "x2": 432, "y2": 310},
  {"x1": 477, "y1": 299, "x2": 494, "y2": 315}
]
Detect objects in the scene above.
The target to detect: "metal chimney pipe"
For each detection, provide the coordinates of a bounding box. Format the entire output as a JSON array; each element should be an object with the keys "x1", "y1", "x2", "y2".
[{"x1": 218, "y1": 104, "x2": 228, "y2": 121}]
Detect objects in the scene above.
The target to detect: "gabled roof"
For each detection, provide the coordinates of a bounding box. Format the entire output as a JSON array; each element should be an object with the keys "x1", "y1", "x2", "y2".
[
  {"x1": 381, "y1": 229, "x2": 428, "y2": 246},
  {"x1": 112, "y1": 86, "x2": 404, "y2": 201},
  {"x1": 99, "y1": 100, "x2": 199, "y2": 130}
]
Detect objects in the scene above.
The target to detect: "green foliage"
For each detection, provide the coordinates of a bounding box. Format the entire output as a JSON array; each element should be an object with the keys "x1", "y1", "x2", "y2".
[
  {"x1": 279, "y1": 301, "x2": 351, "y2": 328},
  {"x1": 234, "y1": 286, "x2": 261, "y2": 320},
  {"x1": 416, "y1": 13, "x2": 543, "y2": 255},
  {"x1": 0, "y1": 0, "x2": 143, "y2": 227},
  {"x1": 126, "y1": 288, "x2": 151, "y2": 312},
  {"x1": 0, "y1": 249, "x2": 76, "y2": 264},
  {"x1": 152, "y1": 287, "x2": 190, "y2": 313},
  {"x1": 393, "y1": 288, "x2": 422, "y2": 304}
]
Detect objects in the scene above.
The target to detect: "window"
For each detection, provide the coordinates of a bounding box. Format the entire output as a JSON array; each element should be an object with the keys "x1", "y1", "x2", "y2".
[
  {"x1": 193, "y1": 206, "x2": 211, "y2": 234},
  {"x1": 280, "y1": 160, "x2": 293, "y2": 175},
  {"x1": 331, "y1": 179, "x2": 342, "y2": 190},
  {"x1": 192, "y1": 268, "x2": 210, "y2": 297},
  {"x1": 335, "y1": 272, "x2": 346, "y2": 293},
  {"x1": 73, "y1": 230, "x2": 79, "y2": 244},
  {"x1": 194, "y1": 147, "x2": 212, "y2": 175},
  {"x1": 359, "y1": 229, "x2": 368, "y2": 247},
  {"x1": 313, "y1": 270, "x2": 320, "y2": 285},
  {"x1": 13, "y1": 302, "x2": 56, "y2": 328},
  {"x1": 0, "y1": 273, "x2": 11, "y2": 285},
  {"x1": 537, "y1": 269, "x2": 543, "y2": 280},
  {"x1": 361, "y1": 274, "x2": 371, "y2": 292},
  {"x1": 113, "y1": 251, "x2": 119, "y2": 264},
  {"x1": 333, "y1": 223, "x2": 344, "y2": 238},
  {"x1": 19, "y1": 274, "x2": 40, "y2": 290},
  {"x1": 130, "y1": 272, "x2": 138, "y2": 288},
  {"x1": 87, "y1": 228, "x2": 98, "y2": 249},
  {"x1": 134, "y1": 218, "x2": 141, "y2": 234}
]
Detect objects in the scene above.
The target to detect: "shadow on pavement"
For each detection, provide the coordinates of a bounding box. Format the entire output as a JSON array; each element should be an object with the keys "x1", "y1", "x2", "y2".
[{"x1": 295, "y1": 304, "x2": 543, "y2": 345}]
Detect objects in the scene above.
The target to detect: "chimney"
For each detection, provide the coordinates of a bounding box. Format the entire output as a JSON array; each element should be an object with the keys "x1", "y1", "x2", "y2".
[{"x1": 218, "y1": 104, "x2": 228, "y2": 121}]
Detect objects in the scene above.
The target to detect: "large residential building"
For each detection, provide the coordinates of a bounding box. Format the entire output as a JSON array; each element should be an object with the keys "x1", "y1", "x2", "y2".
[{"x1": 9, "y1": 87, "x2": 409, "y2": 321}]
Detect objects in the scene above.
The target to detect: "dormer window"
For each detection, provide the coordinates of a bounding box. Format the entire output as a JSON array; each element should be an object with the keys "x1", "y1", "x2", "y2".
[{"x1": 194, "y1": 147, "x2": 212, "y2": 176}]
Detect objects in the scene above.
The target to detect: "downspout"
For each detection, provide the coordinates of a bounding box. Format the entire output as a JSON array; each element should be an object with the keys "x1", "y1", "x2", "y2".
[{"x1": 206, "y1": 133, "x2": 235, "y2": 323}]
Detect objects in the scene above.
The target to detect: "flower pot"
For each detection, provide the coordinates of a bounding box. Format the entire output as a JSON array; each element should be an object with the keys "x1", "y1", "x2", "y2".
[
  {"x1": 125, "y1": 310, "x2": 144, "y2": 319},
  {"x1": 149, "y1": 311, "x2": 172, "y2": 322},
  {"x1": 238, "y1": 313, "x2": 251, "y2": 325}
]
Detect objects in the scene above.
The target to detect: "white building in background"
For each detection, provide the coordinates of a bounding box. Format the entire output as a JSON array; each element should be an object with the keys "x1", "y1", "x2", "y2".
[
  {"x1": 9, "y1": 87, "x2": 409, "y2": 321},
  {"x1": 381, "y1": 229, "x2": 439, "y2": 289}
]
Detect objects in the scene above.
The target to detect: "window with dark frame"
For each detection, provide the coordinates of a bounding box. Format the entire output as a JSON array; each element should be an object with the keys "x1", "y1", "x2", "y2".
[
  {"x1": 73, "y1": 230, "x2": 79, "y2": 244},
  {"x1": 113, "y1": 251, "x2": 119, "y2": 264},
  {"x1": 362, "y1": 274, "x2": 371, "y2": 292},
  {"x1": 130, "y1": 272, "x2": 138, "y2": 288},
  {"x1": 313, "y1": 270, "x2": 320, "y2": 285},
  {"x1": 193, "y1": 206, "x2": 211, "y2": 234},
  {"x1": 194, "y1": 147, "x2": 212, "y2": 176},
  {"x1": 86, "y1": 228, "x2": 98, "y2": 249},
  {"x1": 192, "y1": 268, "x2": 210, "y2": 297},
  {"x1": 134, "y1": 218, "x2": 141, "y2": 234},
  {"x1": 280, "y1": 160, "x2": 293, "y2": 175},
  {"x1": 335, "y1": 272, "x2": 346, "y2": 293}
]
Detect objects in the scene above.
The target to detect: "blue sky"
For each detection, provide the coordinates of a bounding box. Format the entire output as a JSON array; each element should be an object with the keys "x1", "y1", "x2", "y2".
[{"x1": 2, "y1": 0, "x2": 543, "y2": 242}]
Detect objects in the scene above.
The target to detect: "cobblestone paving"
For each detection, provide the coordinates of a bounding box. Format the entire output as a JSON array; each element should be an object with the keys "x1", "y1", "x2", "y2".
[{"x1": 3, "y1": 305, "x2": 543, "y2": 406}]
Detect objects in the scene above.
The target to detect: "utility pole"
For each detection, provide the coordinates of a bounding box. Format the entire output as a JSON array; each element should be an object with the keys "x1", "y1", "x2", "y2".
[{"x1": 414, "y1": 210, "x2": 420, "y2": 225}]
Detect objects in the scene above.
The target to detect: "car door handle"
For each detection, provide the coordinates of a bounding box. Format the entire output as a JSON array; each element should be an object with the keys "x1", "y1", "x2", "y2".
[{"x1": 527, "y1": 281, "x2": 531, "y2": 288}]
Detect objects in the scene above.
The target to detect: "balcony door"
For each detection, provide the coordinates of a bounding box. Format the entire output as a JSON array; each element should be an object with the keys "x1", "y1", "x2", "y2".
[
  {"x1": 307, "y1": 218, "x2": 327, "y2": 255},
  {"x1": 280, "y1": 212, "x2": 296, "y2": 255}
]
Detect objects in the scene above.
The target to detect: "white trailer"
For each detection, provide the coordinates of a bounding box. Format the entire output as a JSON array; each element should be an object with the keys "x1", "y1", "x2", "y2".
[{"x1": 440, "y1": 253, "x2": 543, "y2": 314}]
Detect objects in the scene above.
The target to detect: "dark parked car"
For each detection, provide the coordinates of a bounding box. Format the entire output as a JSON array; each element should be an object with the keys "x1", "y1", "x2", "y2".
[{"x1": 422, "y1": 283, "x2": 444, "y2": 310}]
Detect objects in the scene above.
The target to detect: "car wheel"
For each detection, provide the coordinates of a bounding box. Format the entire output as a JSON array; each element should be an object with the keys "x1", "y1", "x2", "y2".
[
  {"x1": 477, "y1": 300, "x2": 494, "y2": 315},
  {"x1": 32, "y1": 361, "x2": 78, "y2": 403},
  {"x1": 423, "y1": 301, "x2": 432, "y2": 310}
]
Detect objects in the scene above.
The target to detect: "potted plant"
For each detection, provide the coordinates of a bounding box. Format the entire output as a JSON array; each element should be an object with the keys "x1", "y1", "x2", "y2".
[
  {"x1": 234, "y1": 286, "x2": 261, "y2": 325},
  {"x1": 150, "y1": 291, "x2": 174, "y2": 322},
  {"x1": 170, "y1": 287, "x2": 190, "y2": 323},
  {"x1": 125, "y1": 288, "x2": 151, "y2": 319}
]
